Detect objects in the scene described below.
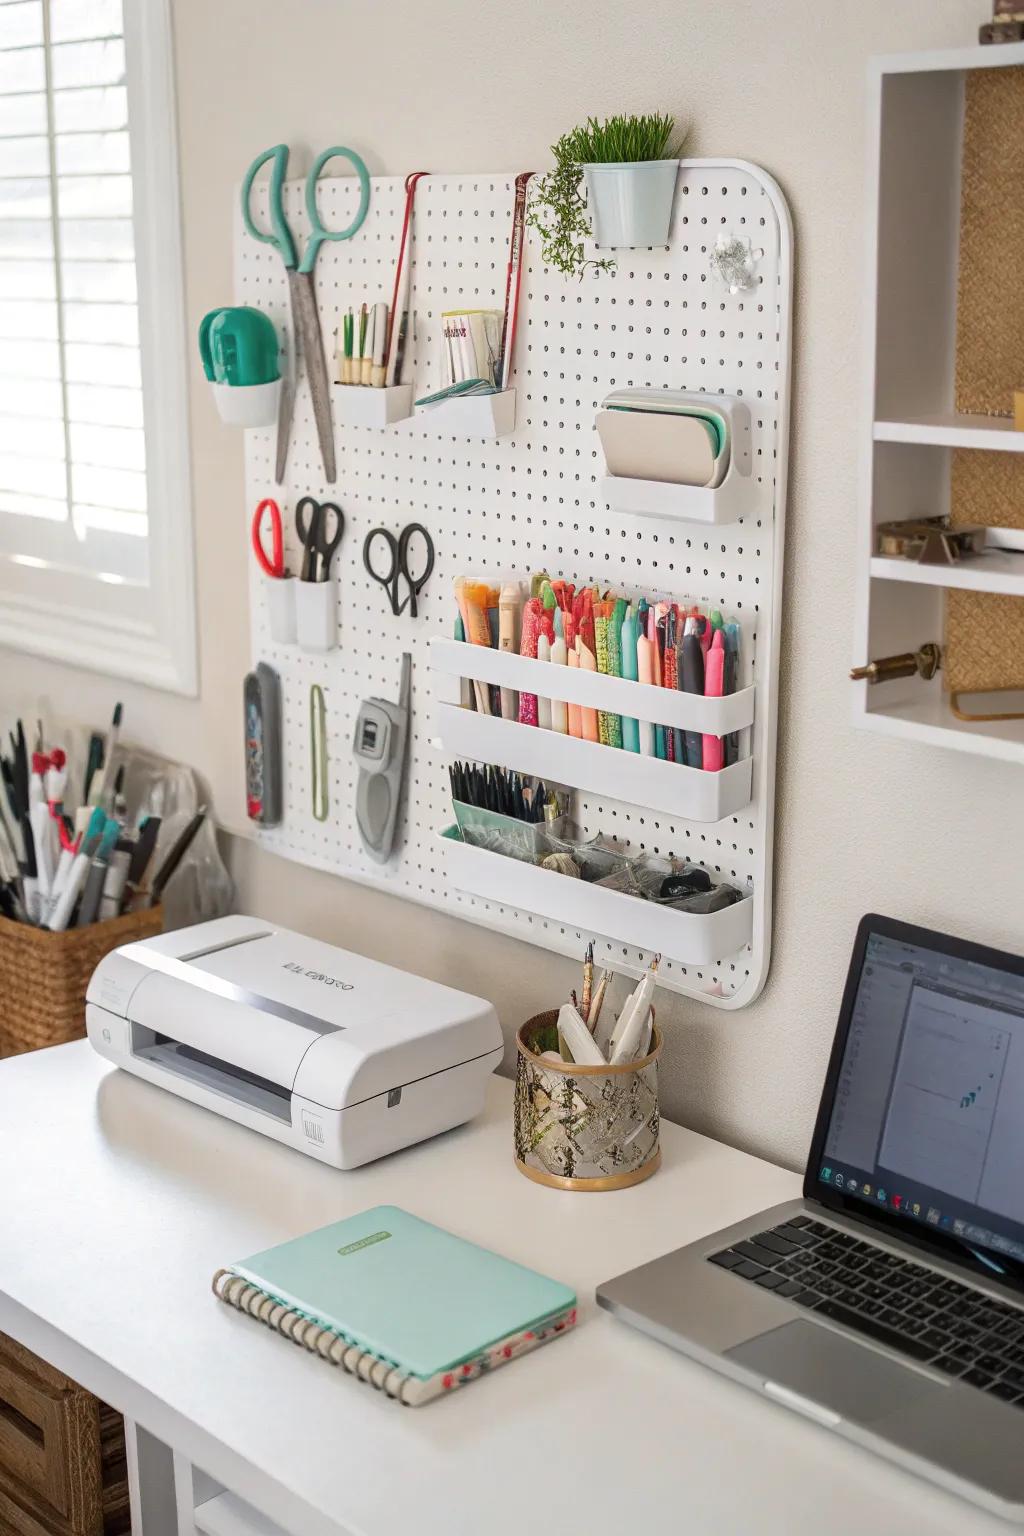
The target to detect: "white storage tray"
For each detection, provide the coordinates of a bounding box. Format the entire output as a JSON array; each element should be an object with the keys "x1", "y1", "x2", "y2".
[
  {"x1": 335, "y1": 383, "x2": 413, "y2": 426},
  {"x1": 440, "y1": 828, "x2": 754, "y2": 966},
  {"x1": 601, "y1": 462, "x2": 752, "y2": 525},
  {"x1": 434, "y1": 705, "x2": 751, "y2": 821},
  {"x1": 430, "y1": 638, "x2": 755, "y2": 734},
  {"x1": 415, "y1": 388, "x2": 515, "y2": 437}
]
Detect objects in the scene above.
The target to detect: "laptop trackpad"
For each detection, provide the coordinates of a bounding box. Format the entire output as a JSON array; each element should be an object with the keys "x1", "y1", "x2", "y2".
[{"x1": 727, "y1": 1320, "x2": 937, "y2": 1424}]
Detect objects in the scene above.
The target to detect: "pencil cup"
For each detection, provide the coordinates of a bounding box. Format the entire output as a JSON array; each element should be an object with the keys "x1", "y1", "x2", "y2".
[
  {"x1": 265, "y1": 575, "x2": 297, "y2": 645},
  {"x1": 295, "y1": 579, "x2": 337, "y2": 653},
  {"x1": 514, "y1": 1011, "x2": 661, "y2": 1191}
]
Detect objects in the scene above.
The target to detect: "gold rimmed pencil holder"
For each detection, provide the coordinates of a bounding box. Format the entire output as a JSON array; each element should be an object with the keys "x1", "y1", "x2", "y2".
[{"x1": 513, "y1": 1010, "x2": 662, "y2": 1192}]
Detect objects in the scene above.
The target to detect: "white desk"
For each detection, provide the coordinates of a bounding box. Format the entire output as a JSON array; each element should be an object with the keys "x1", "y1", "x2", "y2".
[{"x1": 0, "y1": 1042, "x2": 1003, "y2": 1536}]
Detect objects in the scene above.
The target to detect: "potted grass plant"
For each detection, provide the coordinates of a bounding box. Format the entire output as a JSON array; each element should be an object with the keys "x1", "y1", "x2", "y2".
[{"x1": 528, "y1": 113, "x2": 684, "y2": 279}]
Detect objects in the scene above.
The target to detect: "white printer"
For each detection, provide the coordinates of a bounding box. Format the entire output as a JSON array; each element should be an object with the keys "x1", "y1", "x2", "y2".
[{"x1": 86, "y1": 916, "x2": 503, "y2": 1169}]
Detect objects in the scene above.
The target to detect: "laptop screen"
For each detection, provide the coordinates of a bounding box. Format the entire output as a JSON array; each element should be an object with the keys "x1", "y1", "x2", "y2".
[{"x1": 820, "y1": 928, "x2": 1024, "y2": 1270}]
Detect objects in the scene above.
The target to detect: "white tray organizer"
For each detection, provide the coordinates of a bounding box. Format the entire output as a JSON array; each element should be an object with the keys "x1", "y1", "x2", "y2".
[
  {"x1": 239, "y1": 161, "x2": 792, "y2": 1006},
  {"x1": 600, "y1": 394, "x2": 754, "y2": 525}
]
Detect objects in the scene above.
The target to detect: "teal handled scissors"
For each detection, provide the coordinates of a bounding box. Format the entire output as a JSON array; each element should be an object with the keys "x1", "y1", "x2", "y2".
[{"x1": 242, "y1": 145, "x2": 370, "y2": 485}]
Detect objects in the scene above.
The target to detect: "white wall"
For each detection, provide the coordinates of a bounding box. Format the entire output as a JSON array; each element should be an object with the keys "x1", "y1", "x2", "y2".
[{"x1": 6, "y1": 0, "x2": 1015, "y2": 1171}]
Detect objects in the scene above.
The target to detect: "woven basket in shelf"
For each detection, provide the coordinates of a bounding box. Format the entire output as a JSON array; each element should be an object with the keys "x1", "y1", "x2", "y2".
[{"x1": 0, "y1": 906, "x2": 162, "y2": 1058}]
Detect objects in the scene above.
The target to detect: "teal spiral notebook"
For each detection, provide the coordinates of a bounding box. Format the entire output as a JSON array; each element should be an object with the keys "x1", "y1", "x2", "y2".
[{"x1": 212, "y1": 1206, "x2": 578, "y2": 1406}]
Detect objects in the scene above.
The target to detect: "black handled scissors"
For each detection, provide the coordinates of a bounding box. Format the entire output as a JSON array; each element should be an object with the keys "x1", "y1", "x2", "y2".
[
  {"x1": 296, "y1": 495, "x2": 345, "y2": 582},
  {"x1": 362, "y1": 523, "x2": 435, "y2": 617}
]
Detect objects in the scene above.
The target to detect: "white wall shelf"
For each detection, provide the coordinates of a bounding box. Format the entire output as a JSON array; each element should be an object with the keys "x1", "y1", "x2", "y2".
[
  {"x1": 855, "y1": 45, "x2": 1024, "y2": 762},
  {"x1": 874, "y1": 414, "x2": 1024, "y2": 452},
  {"x1": 870, "y1": 552, "x2": 1024, "y2": 599}
]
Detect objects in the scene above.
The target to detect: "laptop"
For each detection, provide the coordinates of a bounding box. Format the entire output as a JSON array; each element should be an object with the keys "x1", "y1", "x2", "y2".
[{"x1": 597, "y1": 915, "x2": 1024, "y2": 1521}]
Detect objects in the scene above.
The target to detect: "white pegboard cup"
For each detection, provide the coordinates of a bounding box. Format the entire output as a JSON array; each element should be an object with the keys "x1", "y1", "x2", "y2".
[
  {"x1": 429, "y1": 638, "x2": 756, "y2": 735},
  {"x1": 295, "y1": 580, "x2": 337, "y2": 653},
  {"x1": 434, "y1": 705, "x2": 752, "y2": 823},
  {"x1": 335, "y1": 383, "x2": 414, "y2": 428},
  {"x1": 265, "y1": 575, "x2": 297, "y2": 645},
  {"x1": 440, "y1": 828, "x2": 753, "y2": 965},
  {"x1": 599, "y1": 391, "x2": 753, "y2": 525},
  {"x1": 414, "y1": 389, "x2": 516, "y2": 438},
  {"x1": 212, "y1": 378, "x2": 281, "y2": 428}
]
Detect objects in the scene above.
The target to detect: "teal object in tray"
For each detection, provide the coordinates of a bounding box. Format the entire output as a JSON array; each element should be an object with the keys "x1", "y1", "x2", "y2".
[{"x1": 199, "y1": 306, "x2": 279, "y2": 386}]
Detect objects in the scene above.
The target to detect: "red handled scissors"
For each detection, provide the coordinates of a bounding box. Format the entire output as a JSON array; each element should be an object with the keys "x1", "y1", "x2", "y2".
[{"x1": 251, "y1": 498, "x2": 286, "y2": 579}]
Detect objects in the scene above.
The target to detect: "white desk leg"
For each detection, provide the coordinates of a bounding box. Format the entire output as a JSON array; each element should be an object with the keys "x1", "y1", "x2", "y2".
[{"x1": 124, "y1": 1418, "x2": 181, "y2": 1535}]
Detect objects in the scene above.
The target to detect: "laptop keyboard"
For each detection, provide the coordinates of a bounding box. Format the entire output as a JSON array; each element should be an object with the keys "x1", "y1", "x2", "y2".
[{"x1": 709, "y1": 1216, "x2": 1024, "y2": 1406}]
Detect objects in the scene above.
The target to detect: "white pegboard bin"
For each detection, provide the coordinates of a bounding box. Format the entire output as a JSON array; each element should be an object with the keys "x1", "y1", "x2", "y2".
[
  {"x1": 600, "y1": 464, "x2": 752, "y2": 525},
  {"x1": 240, "y1": 160, "x2": 792, "y2": 1008},
  {"x1": 334, "y1": 383, "x2": 413, "y2": 426},
  {"x1": 413, "y1": 388, "x2": 516, "y2": 437},
  {"x1": 429, "y1": 637, "x2": 756, "y2": 734},
  {"x1": 440, "y1": 828, "x2": 754, "y2": 965},
  {"x1": 434, "y1": 704, "x2": 753, "y2": 822}
]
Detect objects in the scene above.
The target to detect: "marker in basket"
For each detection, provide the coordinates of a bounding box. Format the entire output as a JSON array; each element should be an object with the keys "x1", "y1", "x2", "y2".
[
  {"x1": 498, "y1": 583, "x2": 521, "y2": 720},
  {"x1": 703, "y1": 627, "x2": 726, "y2": 773}
]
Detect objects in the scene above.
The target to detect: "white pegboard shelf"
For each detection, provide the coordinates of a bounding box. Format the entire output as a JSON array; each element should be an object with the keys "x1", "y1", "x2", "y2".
[
  {"x1": 440, "y1": 828, "x2": 754, "y2": 965},
  {"x1": 434, "y1": 704, "x2": 753, "y2": 822},
  {"x1": 240, "y1": 160, "x2": 791, "y2": 1008},
  {"x1": 600, "y1": 465, "x2": 752, "y2": 525},
  {"x1": 429, "y1": 638, "x2": 757, "y2": 734},
  {"x1": 414, "y1": 389, "x2": 516, "y2": 437},
  {"x1": 334, "y1": 384, "x2": 413, "y2": 426}
]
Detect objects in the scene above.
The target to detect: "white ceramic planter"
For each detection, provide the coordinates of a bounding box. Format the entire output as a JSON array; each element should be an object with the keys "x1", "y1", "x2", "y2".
[{"x1": 583, "y1": 159, "x2": 679, "y2": 249}]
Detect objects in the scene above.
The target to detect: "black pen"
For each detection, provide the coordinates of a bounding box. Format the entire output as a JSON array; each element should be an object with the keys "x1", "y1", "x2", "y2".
[{"x1": 149, "y1": 807, "x2": 207, "y2": 907}]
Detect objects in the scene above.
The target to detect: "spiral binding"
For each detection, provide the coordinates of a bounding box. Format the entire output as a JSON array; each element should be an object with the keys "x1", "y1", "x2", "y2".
[
  {"x1": 212, "y1": 1267, "x2": 578, "y2": 1407},
  {"x1": 212, "y1": 1268, "x2": 426, "y2": 1403}
]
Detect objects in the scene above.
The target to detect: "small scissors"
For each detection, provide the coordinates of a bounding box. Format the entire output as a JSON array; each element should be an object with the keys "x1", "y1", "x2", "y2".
[
  {"x1": 362, "y1": 523, "x2": 435, "y2": 617},
  {"x1": 242, "y1": 144, "x2": 371, "y2": 485},
  {"x1": 296, "y1": 495, "x2": 345, "y2": 583},
  {"x1": 251, "y1": 498, "x2": 286, "y2": 578}
]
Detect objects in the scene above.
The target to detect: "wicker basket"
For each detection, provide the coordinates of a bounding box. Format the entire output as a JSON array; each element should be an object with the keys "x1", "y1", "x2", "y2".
[{"x1": 0, "y1": 906, "x2": 162, "y2": 1058}]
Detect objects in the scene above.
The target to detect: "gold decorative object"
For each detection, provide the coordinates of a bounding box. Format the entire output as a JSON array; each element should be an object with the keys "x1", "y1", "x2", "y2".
[{"x1": 513, "y1": 1010, "x2": 661, "y2": 1191}]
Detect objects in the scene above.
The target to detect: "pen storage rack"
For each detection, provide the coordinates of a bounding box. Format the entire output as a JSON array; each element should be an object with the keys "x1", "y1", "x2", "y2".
[
  {"x1": 514, "y1": 1011, "x2": 662, "y2": 1191},
  {"x1": 0, "y1": 906, "x2": 162, "y2": 1058},
  {"x1": 430, "y1": 638, "x2": 755, "y2": 823},
  {"x1": 240, "y1": 163, "x2": 791, "y2": 1009}
]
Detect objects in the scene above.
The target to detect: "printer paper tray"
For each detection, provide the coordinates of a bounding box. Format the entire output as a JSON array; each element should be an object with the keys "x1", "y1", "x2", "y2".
[{"x1": 133, "y1": 1034, "x2": 292, "y2": 1122}]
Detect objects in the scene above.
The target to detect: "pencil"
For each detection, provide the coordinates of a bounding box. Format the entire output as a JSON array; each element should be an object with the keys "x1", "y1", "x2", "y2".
[
  {"x1": 581, "y1": 941, "x2": 594, "y2": 1020},
  {"x1": 587, "y1": 969, "x2": 609, "y2": 1033}
]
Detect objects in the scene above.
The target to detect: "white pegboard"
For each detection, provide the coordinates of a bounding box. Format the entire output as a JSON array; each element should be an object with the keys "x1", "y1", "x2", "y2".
[{"x1": 238, "y1": 160, "x2": 792, "y2": 1008}]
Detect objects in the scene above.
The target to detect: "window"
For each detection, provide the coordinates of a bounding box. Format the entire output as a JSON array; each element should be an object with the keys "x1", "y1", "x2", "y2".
[{"x1": 0, "y1": 0, "x2": 195, "y2": 694}]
